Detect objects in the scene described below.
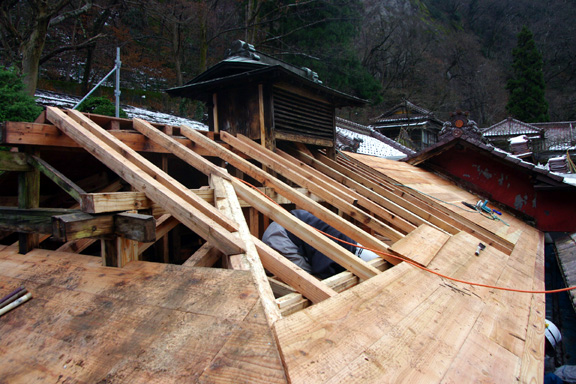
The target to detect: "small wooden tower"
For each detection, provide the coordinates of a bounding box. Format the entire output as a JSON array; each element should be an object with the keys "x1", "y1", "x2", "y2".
[{"x1": 167, "y1": 41, "x2": 366, "y2": 153}]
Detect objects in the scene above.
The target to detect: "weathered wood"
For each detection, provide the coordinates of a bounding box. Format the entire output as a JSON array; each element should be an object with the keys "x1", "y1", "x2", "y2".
[
  {"x1": 130, "y1": 121, "x2": 338, "y2": 302},
  {"x1": 389, "y1": 223, "x2": 451, "y2": 267},
  {"x1": 2, "y1": 121, "x2": 222, "y2": 155},
  {"x1": 277, "y1": 258, "x2": 389, "y2": 316},
  {"x1": 0, "y1": 246, "x2": 287, "y2": 383},
  {"x1": 137, "y1": 213, "x2": 179, "y2": 255},
  {"x1": 52, "y1": 212, "x2": 114, "y2": 241},
  {"x1": 46, "y1": 108, "x2": 244, "y2": 256},
  {"x1": 28, "y1": 155, "x2": 85, "y2": 203},
  {"x1": 0, "y1": 207, "x2": 76, "y2": 234},
  {"x1": 183, "y1": 242, "x2": 222, "y2": 267},
  {"x1": 212, "y1": 174, "x2": 282, "y2": 326},
  {"x1": 114, "y1": 212, "x2": 156, "y2": 243},
  {"x1": 180, "y1": 126, "x2": 398, "y2": 267},
  {"x1": 0, "y1": 151, "x2": 31, "y2": 171},
  {"x1": 211, "y1": 174, "x2": 250, "y2": 271},
  {"x1": 290, "y1": 148, "x2": 424, "y2": 233},
  {"x1": 17, "y1": 147, "x2": 40, "y2": 253}
]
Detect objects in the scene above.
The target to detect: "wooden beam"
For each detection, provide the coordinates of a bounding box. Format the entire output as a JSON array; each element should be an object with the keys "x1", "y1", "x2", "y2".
[
  {"x1": 289, "y1": 148, "x2": 426, "y2": 233},
  {"x1": 114, "y1": 212, "x2": 156, "y2": 243},
  {"x1": 183, "y1": 242, "x2": 222, "y2": 267},
  {"x1": 28, "y1": 155, "x2": 85, "y2": 203},
  {"x1": 335, "y1": 153, "x2": 515, "y2": 255},
  {"x1": 0, "y1": 207, "x2": 76, "y2": 234},
  {"x1": 129, "y1": 120, "x2": 338, "y2": 302},
  {"x1": 51, "y1": 211, "x2": 156, "y2": 242},
  {"x1": 211, "y1": 174, "x2": 282, "y2": 326},
  {"x1": 277, "y1": 257, "x2": 389, "y2": 316},
  {"x1": 137, "y1": 214, "x2": 179, "y2": 255},
  {"x1": 179, "y1": 126, "x2": 398, "y2": 267},
  {"x1": 134, "y1": 119, "x2": 382, "y2": 279},
  {"x1": 46, "y1": 107, "x2": 244, "y2": 256},
  {"x1": 17, "y1": 147, "x2": 40, "y2": 253},
  {"x1": 1, "y1": 121, "x2": 219, "y2": 156},
  {"x1": 0, "y1": 151, "x2": 31, "y2": 171},
  {"x1": 211, "y1": 174, "x2": 250, "y2": 271}
]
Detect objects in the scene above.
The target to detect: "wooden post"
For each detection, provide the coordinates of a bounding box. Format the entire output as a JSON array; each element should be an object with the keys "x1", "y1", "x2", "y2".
[
  {"x1": 258, "y1": 84, "x2": 266, "y2": 148},
  {"x1": 212, "y1": 93, "x2": 219, "y2": 133},
  {"x1": 17, "y1": 148, "x2": 40, "y2": 254}
]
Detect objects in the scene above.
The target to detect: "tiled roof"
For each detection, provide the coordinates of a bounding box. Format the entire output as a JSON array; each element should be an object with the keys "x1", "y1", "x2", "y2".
[{"x1": 483, "y1": 117, "x2": 543, "y2": 137}]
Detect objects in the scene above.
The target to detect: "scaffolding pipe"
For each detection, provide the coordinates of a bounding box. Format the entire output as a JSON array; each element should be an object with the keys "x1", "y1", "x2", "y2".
[{"x1": 74, "y1": 47, "x2": 121, "y2": 118}]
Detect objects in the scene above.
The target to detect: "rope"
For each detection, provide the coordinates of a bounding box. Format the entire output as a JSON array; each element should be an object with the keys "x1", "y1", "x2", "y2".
[{"x1": 235, "y1": 177, "x2": 573, "y2": 294}]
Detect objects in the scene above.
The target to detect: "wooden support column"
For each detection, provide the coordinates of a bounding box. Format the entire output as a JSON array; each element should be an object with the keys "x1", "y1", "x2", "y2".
[
  {"x1": 211, "y1": 174, "x2": 282, "y2": 326},
  {"x1": 212, "y1": 93, "x2": 219, "y2": 133},
  {"x1": 17, "y1": 148, "x2": 40, "y2": 254}
]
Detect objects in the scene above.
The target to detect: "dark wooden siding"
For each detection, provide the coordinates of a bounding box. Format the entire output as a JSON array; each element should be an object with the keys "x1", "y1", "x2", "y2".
[{"x1": 273, "y1": 87, "x2": 334, "y2": 142}]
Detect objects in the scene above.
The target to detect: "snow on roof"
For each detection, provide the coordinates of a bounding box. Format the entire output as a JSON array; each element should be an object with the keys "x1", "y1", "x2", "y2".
[
  {"x1": 35, "y1": 90, "x2": 208, "y2": 131},
  {"x1": 336, "y1": 127, "x2": 407, "y2": 159},
  {"x1": 509, "y1": 135, "x2": 528, "y2": 144}
]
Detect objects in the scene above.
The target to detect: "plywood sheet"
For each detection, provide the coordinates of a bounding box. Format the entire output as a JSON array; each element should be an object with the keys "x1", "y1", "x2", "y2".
[
  {"x1": 0, "y1": 246, "x2": 287, "y2": 383},
  {"x1": 389, "y1": 223, "x2": 450, "y2": 266}
]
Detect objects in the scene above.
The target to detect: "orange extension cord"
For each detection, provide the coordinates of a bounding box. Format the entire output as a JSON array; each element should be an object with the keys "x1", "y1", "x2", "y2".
[{"x1": 236, "y1": 177, "x2": 576, "y2": 295}]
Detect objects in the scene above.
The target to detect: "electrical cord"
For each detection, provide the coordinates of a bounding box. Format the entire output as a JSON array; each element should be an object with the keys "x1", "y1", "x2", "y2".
[{"x1": 235, "y1": 177, "x2": 575, "y2": 294}]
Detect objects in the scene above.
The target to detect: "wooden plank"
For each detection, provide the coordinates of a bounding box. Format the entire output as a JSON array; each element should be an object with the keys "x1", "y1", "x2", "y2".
[
  {"x1": 66, "y1": 110, "x2": 238, "y2": 234},
  {"x1": 2, "y1": 121, "x2": 221, "y2": 155},
  {"x1": 18, "y1": 147, "x2": 40, "y2": 253},
  {"x1": 46, "y1": 107, "x2": 244, "y2": 256},
  {"x1": 226, "y1": 134, "x2": 405, "y2": 243},
  {"x1": 335, "y1": 153, "x2": 515, "y2": 255},
  {"x1": 290, "y1": 148, "x2": 427, "y2": 232},
  {"x1": 183, "y1": 242, "x2": 222, "y2": 267},
  {"x1": 129, "y1": 120, "x2": 337, "y2": 302},
  {"x1": 52, "y1": 212, "x2": 114, "y2": 241},
  {"x1": 81, "y1": 188, "x2": 218, "y2": 214},
  {"x1": 254, "y1": 239, "x2": 337, "y2": 304},
  {"x1": 230, "y1": 177, "x2": 381, "y2": 281},
  {"x1": 0, "y1": 247, "x2": 287, "y2": 383},
  {"x1": 277, "y1": 258, "x2": 389, "y2": 316},
  {"x1": 179, "y1": 125, "x2": 398, "y2": 267},
  {"x1": 28, "y1": 155, "x2": 85, "y2": 203},
  {"x1": 389, "y1": 223, "x2": 451, "y2": 267},
  {"x1": 0, "y1": 207, "x2": 77, "y2": 234},
  {"x1": 211, "y1": 174, "x2": 250, "y2": 271},
  {"x1": 0, "y1": 151, "x2": 31, "y2": 171},
  {"x1": 211, "y1": 174, "x2": 282, "y2": 326}
]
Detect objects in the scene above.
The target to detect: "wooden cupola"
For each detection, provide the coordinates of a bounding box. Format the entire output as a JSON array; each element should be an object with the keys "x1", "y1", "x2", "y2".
[{"x1": 166, "y1": 40, "x2": 366, "y2": 152}]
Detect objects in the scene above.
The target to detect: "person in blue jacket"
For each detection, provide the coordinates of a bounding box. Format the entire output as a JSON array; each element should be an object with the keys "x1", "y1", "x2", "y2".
[{"x1": 262, "y1": 209, "x2": 379, "y2": 279}]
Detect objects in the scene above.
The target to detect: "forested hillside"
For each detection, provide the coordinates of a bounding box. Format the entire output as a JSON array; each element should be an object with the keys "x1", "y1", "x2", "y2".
[{"x1": 1, "y1": 0, "x2": 575, "y2": 126}]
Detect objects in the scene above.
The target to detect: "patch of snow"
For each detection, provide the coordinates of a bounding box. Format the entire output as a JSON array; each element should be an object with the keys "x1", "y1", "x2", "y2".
[
  {"x1": 561, "y1": 174, "x2": 576, "y2": 187},
  {"x1": 337, "y1": 128, "x2": 406, "y2": 159},
  {"x1": 509, "y1": 135, "x2": 528, "y2": 144},
  {"x1": 35, "y1": 90, "x2": 207, "y2": 131}
]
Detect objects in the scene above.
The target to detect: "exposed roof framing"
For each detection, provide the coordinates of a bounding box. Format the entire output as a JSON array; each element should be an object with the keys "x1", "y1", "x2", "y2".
[{"x1": 0, "y1": 108, "x2": 545, "y2": 382}]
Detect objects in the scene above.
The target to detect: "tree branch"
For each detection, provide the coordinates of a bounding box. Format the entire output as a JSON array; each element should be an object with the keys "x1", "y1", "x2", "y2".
[{"x1": 39, "y1": 33, "x2": 106, "y2": 65}]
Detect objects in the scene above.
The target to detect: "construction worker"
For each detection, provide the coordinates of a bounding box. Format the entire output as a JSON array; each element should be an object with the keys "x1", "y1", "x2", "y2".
[{"x1": 262, "y1": 209, "x2": 379, "y2": 279}]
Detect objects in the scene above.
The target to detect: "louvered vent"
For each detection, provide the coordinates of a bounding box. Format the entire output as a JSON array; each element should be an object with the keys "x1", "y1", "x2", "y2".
[{"x1": 273, "y1": 87, "x2": 334, "y2": 141}]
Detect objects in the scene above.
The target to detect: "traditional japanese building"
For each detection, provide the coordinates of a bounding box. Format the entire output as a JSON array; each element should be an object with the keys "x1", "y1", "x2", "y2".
[
  {"x1": 167, "y1": 40, "x2": 366, "y2": 154},
  {"x1": 369, "y1": 99, "x2": 444, "y2": 151}
]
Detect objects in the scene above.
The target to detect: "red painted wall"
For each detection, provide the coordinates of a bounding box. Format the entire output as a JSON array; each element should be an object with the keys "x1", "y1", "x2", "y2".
[{"x1": 426, "y1": 146, "x2": 576, "y2": 232}]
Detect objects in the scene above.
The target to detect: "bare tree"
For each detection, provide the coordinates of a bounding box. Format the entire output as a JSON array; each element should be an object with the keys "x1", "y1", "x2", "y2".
[{"x1": 0, "y1": 0, "x2": 97, "y2": 95}]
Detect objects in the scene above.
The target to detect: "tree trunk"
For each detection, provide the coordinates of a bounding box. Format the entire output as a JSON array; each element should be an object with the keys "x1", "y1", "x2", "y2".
[{"x1": 21, "y1": 16, "x2": 50, "y2": 96}]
